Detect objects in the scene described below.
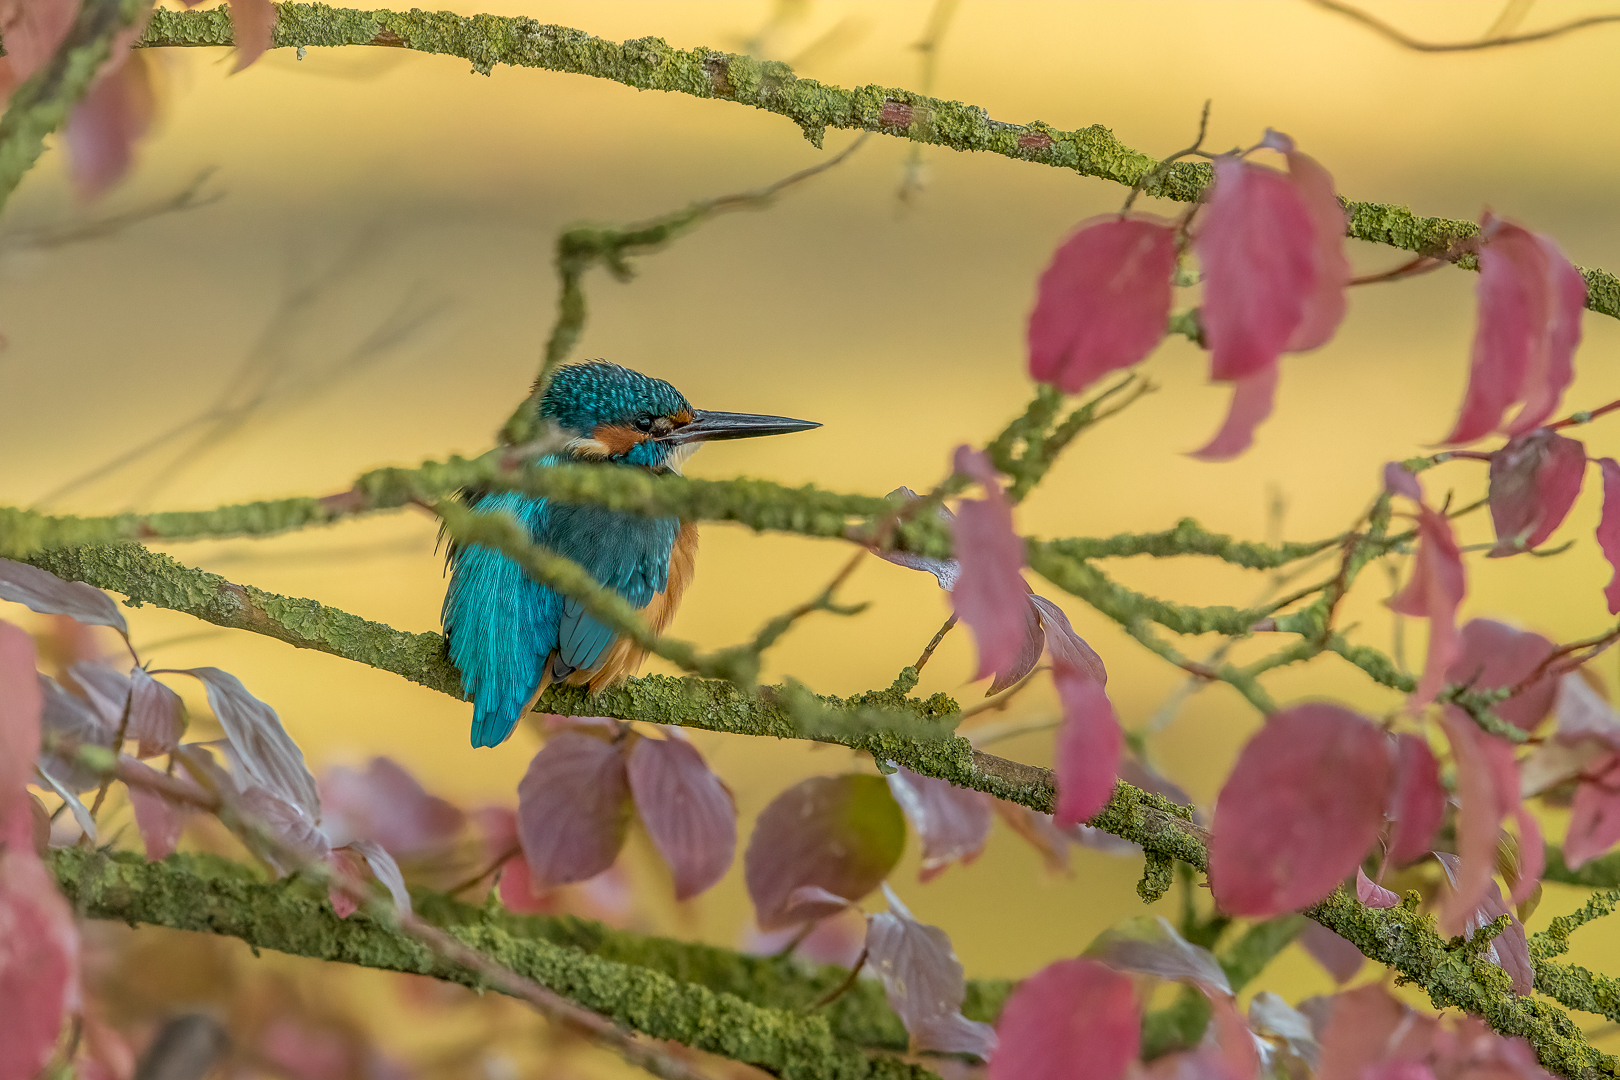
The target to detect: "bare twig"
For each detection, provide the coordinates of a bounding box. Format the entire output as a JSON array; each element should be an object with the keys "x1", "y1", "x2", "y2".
[
  {"x1": 913, "y1": 614, "x2": 958, "y2": 673},
  {"x1": 1310, "y1": 0, "x2": 1620, "y2": 51}
]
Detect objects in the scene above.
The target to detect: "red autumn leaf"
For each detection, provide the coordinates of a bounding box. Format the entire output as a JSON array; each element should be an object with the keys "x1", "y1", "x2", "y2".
[
  {"x1": 1210, "y1": 703, "x2": 1394, "y2": 917},
  {"x1": 321, "y1": 757, "x2": 465, "y2": 857},
  {"x1": 121, "y1": 757, "x2": 195, "y2": 861},
  {"x1": 1564, "y1": 751, "x2": 1620, "y2": 869},
  {"x1": 1317, "y1": 985, "x2": 1441, "y2": 1080},
  {"x1": 1438, "y1": 711, "x2": 1536, "y2": 934},
  {"x1": 1298, "y1": 921, "x2": 1363, "y2": 985},
  {"x1": 326, "y1": 847, "x2": 366, "y2": 919},
  {"x1": 64, "y1": 48, "x2": 155, "y2": 202},
  {"x1": 950, "y1": 447, "x2": 1029, "y2": 683},
  {"x1": 1383, "y1": 460, "x2": 1424, "y2": 501},
  {"x1": 1599, "y1": 458, "x2": 1620, "y2": 614},
  {"x1": 228, "y1": 0, "x2": 277, "y2": 72},
  {"x1": 1445, "y1": 619, "x2": 1558, "y2": 732},
  {"x1": 516, "y1": 730, "x2": 631, "y2": 888},
  {"x1": 744, "y1": 774, "x2": 905, "y2": 931},
  {"x1": 1275, "y1": 137, "x2": 1352, "y2": 353},
  {"x1": 1196, "y1": 157, "x2": 1319, "y2": 382},
  {"x1": 184, "y1": 667, "x2": 321, "y2": 822},
  {"x1": 1030, "y1": 595, "x2": 1107, "y2": 685},
  {"x1": 1356, "y1": 867, "x2": 1399, "y2": 909},
  {"x1": 1386, "y1": 503, "x2": 1466, "y2": 708},
  {"x1": 1445, "y1": 216, "x2": 1586, "y2": 444},
  {"x1": 1434, "y1": 852, "x2": 1534, "y2": 995},
  {"x1": 0, "y1": 848, "x2": 80, "y2": 1080},
  {"x1": 1487, "y1": 430, "x2": 1588, "y2": 555},
  {"x1": 988, "y1": 957, "x2": 1139, "y2": 1080},
  {"x1": 128, "y1": 667, "x2": 185, "y2": 759},
  {"x1": 626, "y1": 734, "x2": 737, "y2": 900},
  {"x1": 0, "y1": 558, "x2": 128, "y2": 637},
  {"x1": 1190, "y1": 361, "x2": 1279, "y2": 462},
  {"x1": 1027, "y1": 215, "x2": 1177, "y2": 393},
  {"x1": 885, "y1": 767, "x2": 991, "y2": 881},
  {"x1": 1083, "y1": 914, "x2": 1231, "y2": 994},
  {"x1": 0, "y1": 0, "x2": 77, "y2": 85},
  {"x1": 1052, "y1": 665, "x2": 1123, "y2": 826},
  {"x1": 0, "y1": 621, "x2": 42, "y2": 844},
  {"x1": 866, "y1": 884, "x2": 998, "y2": 1059},
  {"x1": 1387, "y1": 733, "x2": 1445, "y2": 867}
]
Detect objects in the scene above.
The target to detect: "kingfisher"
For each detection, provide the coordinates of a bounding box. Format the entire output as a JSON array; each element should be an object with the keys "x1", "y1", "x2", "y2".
[{"x1": 443, "y1": 361, "x2": 820, "y2": 748}]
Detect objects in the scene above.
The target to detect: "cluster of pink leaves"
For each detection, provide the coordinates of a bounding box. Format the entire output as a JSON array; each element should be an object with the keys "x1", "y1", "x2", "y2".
[
  {"x1": 992, "y1": 921, "x2": 1551, "y2": 1080},
  {"x1": 0, "y1": 0, "x2": 273, "y2": 200}
]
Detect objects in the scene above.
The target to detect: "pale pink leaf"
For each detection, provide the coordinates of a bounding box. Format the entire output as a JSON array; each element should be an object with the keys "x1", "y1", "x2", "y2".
[
  {"x1": 0, "y1": 558, "x2": 127, "y2": 636},
  {"x1": 1299, "y1": 922, "x2": 1363, "y2": 984},
  {"x1": 1282, "y1": 147, "x2": 1351, "y2": 353},
  {"x1": 1564, "y1": 752, "x2": 1620, "y2": 868},
  {"x1": 1487, "y1": 431, "x2": 1587, "y2": 555},
  {"x1": 987, "y1": 596, "x2": 1044, "y2": 694},
  {"x1": 0, "y1": 621, "x2": 43, "y2": 843},
  {"x1": 1318, "y1": 985, "x2": 1441, "y2": 1080},
  {"x1": 988, "y1": 957, "x2": 1139, "y2": 1080},
  {"x1": 1210, "y1": 703, "x2": 1394, "y2": 917},
  {"x1": 1445, "y1": 619, "x2": 1558, "y2": 732},
  {"x1": 0, "y1": 0, "x2": 77, "y2": 83},
  {"x1": 741, "y1": 908, "x2": 867, "y2": 969},
  {"x1": 36, "y1": 765, "x2": 96, "y2": 843},
  {"x1": 64, "y1": 50, "x2": 154, "y2": 201},
  {"x1": 885, "y1": 767, "x2": 992, "y2": 882},
  {"x1": 1384, "y1": 461, "x2": 1424, "y2": 502},
  {"x1": 516, "y1": 731, "x2": 631, "y2": 888},
  {"x1": 1555, "y1": 672, "x2": 1620, "y2": 749},
  {"x1": 237, "y1": 784, "x2": 329, "y2": 874},
  {"x1": 1052, "y1": 667, "x2": 1122, "y2": 826},
  {"x1": 1189, "y1": 360, "x2": 1279, "y2": 462},
  {"x1": 873, "y1": 489, "x2": 960, "y2": 590},
  {"x1": 1208, "y1": 994, "x2": 1264, "y2": 1080},
  {"x1": 1437, "y1": 712, "x2": 1525, "y2": 932},
  {"x1": 867, "y1": 884, "x2": 998, "y2": 1059},
  {"x1": 1248, "y1": 991, "x2": 1320, "y2": 1073},
  {"x1": 0, "y1": 849, "x2": 79, "y2": 1080},
  {"x1": 327, "y1": 847, "x2": 365, "y2": 918},
  {"x1": 321, "y1": 757, "x2": 464, "y2": 856},
  {"x1": 37, "y1": 673, "x2": 116, "y2": 793},
  {"x1": 1029, "y1": 595, "x2": 1107, "y2": 685},
  {"x1": 1083, "y1": 914, "x2": 1231, "y2": 993},
  {"x1": 1356, "y1": 867, "x2": 1399, "y2": 909},
  {"x1": 1388, "y1": 733, "x2": 1445, "y2": 866},
  {"x1": 351, "y1": 839, "x2": 413, "y2": 918},
  {"x1": 1027, "y1": 215, "x2": 1177, "y2": 393},
  {"x1": 626, "y1": 734, "x2": 737, "y2": 900},
  {"x1": 1446, "y1": 216, "x2": 1585, "y2": 443},
  {"x1": 497, "y1": 853, "x2": 554, "y2": 915},
  {"x1": 127, "y1": 668, "x2": 184, "y2": 759},
  {"x1": 1433, "y1": 853, "x2": 1533, "y2": 995},
  {"x1": 1386, "y1": 507, "x2": 1466, "y2": 707},
  {"x1": 744, "y1": 774, "x2": 905, "y2": 931},
  {"x1": 1196, "y1": 157, "x2": 1318, "y2": 382},
  {"x1": 1599, "y1": 458, "x2": 1620, "y2": 614},
  {"x1": 123, "y1": 759, "x2": 190, "y2": 861},
  {"x1": 67, "y1": 661, "x2": 129, "y2": 728},
  {"x1": 950, "y1": 446, "x2": 1029, "y2": 682},
  {"x1": 183, "y1": 667, "x2": 320, "y2": 823},
  {"x1": 228, "y1": 0, "x2": 276, "y2": 72}
]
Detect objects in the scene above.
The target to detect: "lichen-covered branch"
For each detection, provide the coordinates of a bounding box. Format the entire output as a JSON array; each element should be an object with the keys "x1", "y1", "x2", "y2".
[{"x1": 128, "y1": 5, "x2": 1620, "y2": 321}]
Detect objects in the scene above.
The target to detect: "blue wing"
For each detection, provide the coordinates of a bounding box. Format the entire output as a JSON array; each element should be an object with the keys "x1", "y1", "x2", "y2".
[{"x1": 443, "y1": 488, "x2": 680, "y2": 748}]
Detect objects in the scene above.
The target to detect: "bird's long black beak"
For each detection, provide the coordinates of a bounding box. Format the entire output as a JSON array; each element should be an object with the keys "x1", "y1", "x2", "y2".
[{"x1": 663, "y1": 409, "x2": 821, "y2": 444}]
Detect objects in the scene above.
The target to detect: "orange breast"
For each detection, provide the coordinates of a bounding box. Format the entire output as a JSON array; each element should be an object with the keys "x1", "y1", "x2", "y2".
[{"x1": 569, "y1": 522, "x2": 699, "y2": 691}]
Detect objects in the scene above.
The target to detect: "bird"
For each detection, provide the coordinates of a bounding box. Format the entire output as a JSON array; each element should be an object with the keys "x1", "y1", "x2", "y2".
[{"x1": 443, "y1": 361, "x2": 820, "y2": 748}]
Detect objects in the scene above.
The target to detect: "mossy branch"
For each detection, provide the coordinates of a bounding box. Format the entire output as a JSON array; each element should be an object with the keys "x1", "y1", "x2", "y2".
[{"x1": 124, "y1": 5, "x2": 1620, "y2": 322}]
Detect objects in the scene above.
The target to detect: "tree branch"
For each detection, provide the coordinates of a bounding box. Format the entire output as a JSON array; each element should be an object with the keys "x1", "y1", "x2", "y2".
[{"x1": 125, "y1": 5, "x2": 1620, "y2": 322}]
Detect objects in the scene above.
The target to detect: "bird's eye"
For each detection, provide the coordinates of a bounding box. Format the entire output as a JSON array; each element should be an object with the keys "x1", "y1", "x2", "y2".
[{"x1": 634, "y1": 413, "x2": 655, "y2": 432}]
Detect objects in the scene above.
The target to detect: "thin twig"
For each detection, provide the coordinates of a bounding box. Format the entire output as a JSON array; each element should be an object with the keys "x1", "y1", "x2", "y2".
[
  {"x1": 1122, "y1": 100, "x2": 1212, "y2": 214},
  {"x1": 446, "y1": 843, "x2": 521, "y2": 897},
  {"x1": 807, "y1": 946, "x2": 869, "y2": 1011},
  {"x1": 913, "y1": 614, "x2": 958, "y2": 673},
  {"x1": 958, "y1": 666, "x2": 1049, "y2": 721},
  {"x1": 1350, "y1": 255, "x2": 1445, "y2": 286},
  {"x1": 967, "y1": 715, "x2": 1061, "y2": 749},
  {"x1": 1309, "y1": 0, "x2": 1620, "y2": 51}
]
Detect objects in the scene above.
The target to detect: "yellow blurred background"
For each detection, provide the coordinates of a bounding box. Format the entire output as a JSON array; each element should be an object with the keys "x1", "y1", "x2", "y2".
[{"x1": 7, "y1": 0, "x2": 1620, "y2": 1072}]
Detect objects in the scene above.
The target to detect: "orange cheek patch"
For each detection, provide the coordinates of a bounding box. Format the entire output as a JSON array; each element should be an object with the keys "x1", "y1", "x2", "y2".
[{"x1": 592, "y1": 424, "x2": 647, "y2": 456}]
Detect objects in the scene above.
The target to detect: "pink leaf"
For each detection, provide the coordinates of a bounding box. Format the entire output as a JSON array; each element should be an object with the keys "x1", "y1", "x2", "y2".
[
  {"x1": 228, "y1": 0, "x2": 277, "y2": 72},
  {"x1": 866, "y1": 884, "x2": 998, "y2": 1059},
  {"x1": 1444, "y1": 619, "x2": 1558, "y2": 732},
  {"x1": 1599, "y1": 458, "x2": 1620, "y2": 614},
  {"x1": 744, "y1": 774, "x2": 905, "y2": 931},
  {"x1": 1356, "y1": 867, "x2": 1399, "y2": 909},
  {"x1": 1030, "y1": 595, "x2": 1107, "y2": 685},
  {"x1": 626, "y1": 734, "x2": 737, "y2": 900},
  {"x1": 1433, "y1": 853, "x2": 1534, "y2": 995},
  {"x1": 872, "y1": 488, "x2": 960, "y2": 590},
  {"x1": 1437, "y1": 712, "x2": 1525, "y2": 934},
  {"x1": 1487, "y1": 431, "x2": 1588, "y2": 555},
  {"x1": 321, "y1": 757, "x2": 464, "y2": 856},
  {"x1": 0, "y1": 848, "x2": 79, "y2": 1080},
  {"x1": 127, "y1": 668, "x2": 184, "y2": 759},
  {"x1": 66, "y1": 661, "x2": 129, "y2": 728},
  {"x1": 1052, "y1": 667, "x2": 1123, "y2": 826},
  {"x1": 0, "y1": 621, "x2": 43, "y2": 843},
  {"x1": 0, "y1": 558, "x2": 128, "y2": 636},
  {"x1": 1281, "y1": 146, "x2": 1351, "y2": 352},
  {"x1": 1318, "y1": 985, "x2": 1441, "y2": 1080},
  {"x1": 1027, "y1": 215, "x2": 1177, "y2": 393},
  {"x1": 987, "y1": 596, "x2": 1044, "y2": 694},
  {"x1": 497, "y1": 853, "x2": 555, "y2": 915},
  {"x1": 1210, "y1": 703, "x2": 1394, "y2": 917},
  {"x1": 64, "y1": 49, "x2": 154, "y2": 201},
  {"x1": 1564, "y1": 751, "x2": 1620, "y2": 868},
  {"x1": 1083, "y1": 914, "x2": 1231, "y2": 993},
  {"x1": 516, "y1": 730, "x2": 631, "y2": 888},
  {"x1": 1189, "y1": 360, "x2": 1279, "y2": 462},
  {"x1": 38, "y1": 673, "x2": 117, "y2": 792},
  {"x1": 1445, "y1": 216, "x2": 1586, "y2": 443},
  {"x1": 184, "y1": 668, "x2": 320, "y2": 822},
  {"x1": 1388, "y1": 733, "x2": 1445, "y2": 866},
  {"x1": 988, "y1": 958, "x2": 1139, "y2": 1080},
  {"x1": 326, "y1": 848, "x2": 365, "y2": 919},
  {"x1": 885, "y1": 767, "x2": 992, "y2": 881},
  {"x1": 350, "y1": 839, "x2": 413, "y2": 917},
  {"x1": 122, "y1": 757, "x2": 194, "y2": 861},
  {"x1": 237, "y1": 784, "x2": 329, "y2": 874},
  {"x1": 1383, "y1": 461, "x2": 1424, "y2": 502},
  {"x1": 741, "y1": 907, "x2": 867, "y2": 968},
  {"x1": 1386, "y1": 506, "x2": 1466, "y2": 707},
  {"x1": 1555, "y1": 672, "x2": 1620, "y2": 749},
  {"x1": 1196, "y1": 157, "x2": 1318, "y2": 382},
  {"x1": 1299, "y1": 922, "x2": 1363, "y2": 984},
  {"x1": 0, "y1": 0, "x2": 77, "y2": 83},
  {"x1": 951, "y1": 447, "x2": 1029, "y2": 683}
]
